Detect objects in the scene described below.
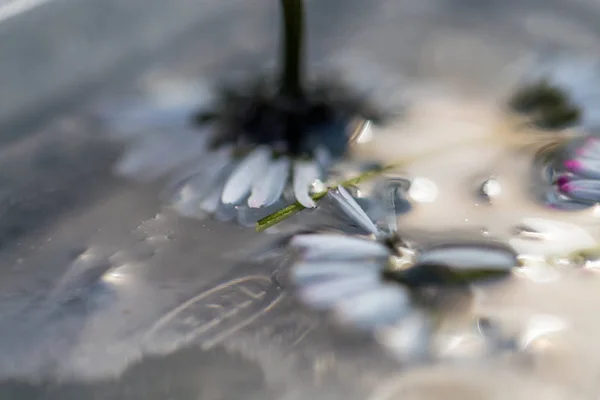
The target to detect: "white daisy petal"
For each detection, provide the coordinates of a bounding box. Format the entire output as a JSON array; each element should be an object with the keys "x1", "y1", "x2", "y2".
[
  {"x1": 290, "y1": 234, "x2": 390, "y2": 260},
  {"x1": 291, "y1": 260, "x2": 382, "y2": 285},
  {"x1": 298, "y1": 274, "x2": 381, "y2": 310},
  {"x1": 330, "y1": 185, "x2": 380, "y2": 234},
  {"x1": 560, "y1": 179, "x2": 600, "y2": 202},
  {"x1": 315, "y1": 145, "x2": 332, "y2": 169},
  {"x1": 333, "y1": 285, "x2": 411, "y2": 330},
  {"x1": 248, "y1": 156, "x2": 290, "y2": 208},
  {"x1": 199, "y1": 188, "x2": 222, "y2": 214},
  {"x1": 167, "y1": 152, "x2": 232, "y2": 216},
  {"x1": 417, "y1": 245, "x2": 518, "y2": 270},
  {"x1": 221, "y1": 147, "x2": 271, "y2": 205},
  {"x1": 293, "y1": 160, "x2": 321, "y2": 208}
]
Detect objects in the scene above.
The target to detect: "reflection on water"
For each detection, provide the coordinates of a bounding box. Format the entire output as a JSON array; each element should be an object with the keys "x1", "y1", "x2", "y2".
[
  {"x1": 0, "y1": 347, "x2": 277, "y2": 400},
  {"x1": 69, "y1": 50, "x2": 600, "y2": 400}
]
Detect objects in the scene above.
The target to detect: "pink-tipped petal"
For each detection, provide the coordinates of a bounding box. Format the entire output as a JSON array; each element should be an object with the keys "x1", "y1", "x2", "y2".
[
  {"x1": 564, "y1": 159, "x2": 581, "y2": 171},
  {"x1": 558, "y1": 179, "x2": 600, "y2": 202},
  {"x1": 559, "y1": 182, "x2": 572, "y2": 193},
  {"x1": 556, "y1": 175, "x2": 571, "y2": 186},
  {"x1": 563, "y1": 158, "x2": 600, "y2": 180}
]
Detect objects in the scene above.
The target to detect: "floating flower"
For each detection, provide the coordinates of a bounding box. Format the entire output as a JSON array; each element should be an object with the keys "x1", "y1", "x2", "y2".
[
  {"x1": 538, "y1": 136, "x2": 600, "y2": 209},
  {"x1": 558, "y1": 137, "x2": 600, "y2": 203},
  {"x1": 94, "y1": 0, "x2": 384, "y2": 226},
  {"x1": 288, "y1": 186, "x2": 519, "y2": 334}
]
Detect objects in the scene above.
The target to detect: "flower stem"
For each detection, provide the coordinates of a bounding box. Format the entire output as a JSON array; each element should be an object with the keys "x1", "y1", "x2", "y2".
[
  {"x1": 255, "y1": 164, "x2": 395, "y2": 232},
  {"x1": 255, "y1": 135, "x2": 502, "y2": 232},
  {"x1": 280, "y1": 0, "x2": 304, "y2": 99}
]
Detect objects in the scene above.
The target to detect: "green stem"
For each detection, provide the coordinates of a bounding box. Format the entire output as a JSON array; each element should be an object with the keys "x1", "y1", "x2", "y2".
[
  {"x1": 256, "y1": 165, "x2": 395, "y2": 232},
  {"x1": 280, "y1": 0, "x2": 304, "y2": 98},
  {"x1": 255, "y1": 134, "x2": 505, "y2": 232}
]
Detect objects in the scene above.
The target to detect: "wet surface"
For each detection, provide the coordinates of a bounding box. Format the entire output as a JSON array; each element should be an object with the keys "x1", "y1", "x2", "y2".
[{"x1": 3, "y1": 0, "x2": 600, "y2": 399}]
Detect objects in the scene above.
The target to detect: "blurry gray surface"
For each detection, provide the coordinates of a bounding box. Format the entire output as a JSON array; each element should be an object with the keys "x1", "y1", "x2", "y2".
[{"x1": 1, "y1": 0, "x2": 600, "y2": 399}]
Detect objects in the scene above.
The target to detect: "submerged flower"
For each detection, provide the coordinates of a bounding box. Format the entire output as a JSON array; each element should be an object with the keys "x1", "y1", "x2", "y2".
[
  {"x1": 288, "y1": 186, "x2": 518, "y2": 334},
  {"x1": 541, "y1": 136, "x2": 600, "y2": 209},
  {"x1": 97, "y1": 78, "x2": 379, "y2": 225},
  {"x1": 93, "y1": 0, "x2": 385, "y2": 226},
  {"x1": 509, "y1": 56, "x2": 600, "y2": 131},
  {"x1": 558, "y1": 137, "x2": 600, "y2": 203}
]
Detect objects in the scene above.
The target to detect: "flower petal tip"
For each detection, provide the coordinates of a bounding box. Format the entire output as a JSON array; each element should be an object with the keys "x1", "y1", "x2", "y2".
[
  {"x1": 299, "y1": 199, "x2": 317, "y2": 209},
  {"x1": 559, "y1": 182, "x2": 572, "y2": 193},
  {"x1": 247, "y1": 199, "x2": 263, "y2": 209},
  {"x1": 555, "y1": 176, "x2": 570, "y2": 186},
  {"x1": 564, "y1": 159, "x2": 581, "y2": 171}
]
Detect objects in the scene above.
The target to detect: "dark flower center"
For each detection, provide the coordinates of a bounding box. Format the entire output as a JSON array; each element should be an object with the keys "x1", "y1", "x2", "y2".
[{"x1": 510, "y1": 79, "x2": 581, "y2": 130}]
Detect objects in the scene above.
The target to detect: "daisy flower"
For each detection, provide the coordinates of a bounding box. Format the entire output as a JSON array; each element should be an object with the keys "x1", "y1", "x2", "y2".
[
  {"x1": 94, "y1": 0, "x2": 384, "y2": 225},
  {"x1": 540, "y1": 137, "x2": 600, "y2": 208},
  {"x1": 288, "y1": 185, "x2": 519, "y2": 335}
]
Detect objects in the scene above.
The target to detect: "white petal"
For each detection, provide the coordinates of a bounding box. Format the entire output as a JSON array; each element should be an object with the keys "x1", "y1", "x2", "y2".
[
  {"x1": 199, "y1": 188, "x2": 222, "y2": 214},
  {"x1": 544, "y1": 186, "x2": 591, "y2": 211},
  {"x1": 333, "y1": 285, "x2": 410, "y2": 330},
  {"x1": 166, "y1": 147, "x2": 231, "y2": 191},
  {"x1": 298, "y1": 275, "x2": 381, "y2": 310},
  {"x1": 417, "y1": 245, "x2": 518, "y2": 270},
  {"x1": 221, "y1": 147, "x2": 271, "y2": 205},
  {"x1": 560, "y1": 179, "x2": 600, "y2": 202},
  {"x1": 330, "y1": 185, "x2": 379, "y2": 234},
  {"x1": 248, "y1": 156, "x2": 290, "y2": 208},
  {"x1": 291, "y1": 260, "x2": 382, "y2": 286},
  {"x1": 293, "y1": 160, "x2": 321, "y2": 208},
  {"x1": 315, "y1": 145, "x2": 332, "y2": 169},
  {"x1": 290, "y1": 234, "x2": 390, "y2": 261},
  {"x1": 167, "y1": 151, "x2": 232, "y2": 216}
]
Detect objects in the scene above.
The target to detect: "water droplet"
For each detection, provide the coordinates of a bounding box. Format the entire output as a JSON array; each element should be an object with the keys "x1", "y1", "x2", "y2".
[
  {"x1": 408, "y1": 178, "x2": 438, "y2": 203},
  {"x1": 481, "y1": 178, "x2": 502, "y2": 200}
]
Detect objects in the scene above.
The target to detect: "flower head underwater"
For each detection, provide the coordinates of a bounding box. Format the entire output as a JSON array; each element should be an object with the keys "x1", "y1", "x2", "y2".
[
  {"x1": 96, "y1": 77, "x2": 382, "y2": 225},
  {"x1": 288, "y1": 186, "x2": 519, "y2": 334},
  {"x1": 539, "y1": 136, "x2": 600, "y2": 209},
  {"x1": 93, "y1": 0, "x2": 387, "y2": 226}
]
